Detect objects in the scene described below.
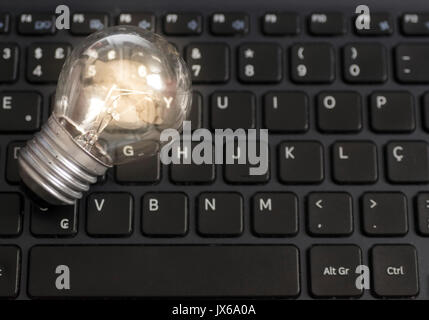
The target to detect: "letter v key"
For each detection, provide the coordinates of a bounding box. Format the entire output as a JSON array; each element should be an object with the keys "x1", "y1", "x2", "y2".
[{"x1": 94, "y1": 198, "x2": 105, "y2": 212}]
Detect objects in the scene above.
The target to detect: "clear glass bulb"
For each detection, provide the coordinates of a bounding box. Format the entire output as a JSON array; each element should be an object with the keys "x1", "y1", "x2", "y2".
[{"x1": 18, "y1": 26, "x2": 192, "y2": 205}]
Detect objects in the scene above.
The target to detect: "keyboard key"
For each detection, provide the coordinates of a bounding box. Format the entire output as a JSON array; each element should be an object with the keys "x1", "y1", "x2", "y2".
[
  {"x1": 386, "y1": 141, "x2": 429, "y2": 183},
  {"x1": 210, "y1": 12, "x2": 249, "y2": 35},
  {"x1": 371, "y1": 245, "x2": 419, "y2": 297},
  {"x1": 370, "y1": 92, "x2": 415, "y2": 132},
  {"x1": 317, "y1": 92, "x2": 362, "y2": 132},
  {"x1": 18, "y1": 13, "x2": 55, "y2": 35},
  {"x1": 185, "y1": 43, "x2": 230, "y2": 83},
  {"x1": 0, "y1": 44, "x2": 19, "y2": 83},
  {"x1": 343, "y1": 43, "x2": 388, "y2": 83},
  {"x1": 401, "y1": 13, "x2": 429, "y2": 35},
  {"x1": 262, "y1": 12, "x2": 299, "y2": 35},
  {"x1": 332, "y1": 142, "x2": 378, "y2": 184},
  {"x1": 264, "y1": 91, "x2": 309, "y2": 132},
  {"x1": 6, "y1": 141, "x2": 26, "y2": 184},
  {"x1": 115, "y1": 154, "x2": 160, "y2": 183},
  {"x1": 117, "y1": 13, "x2": 155, "y2": 31},
  {"x1": 198, "y1": 193, "x2": 243, "y2": 236},
  {"x1": 224, "y1": 141, "x2": 270, "y2": 184},
  {"x1": 189, "y1": 91, "x2": 203, "y2": 130},
  {"x1": 0, "y1": 193, "x2": 22, "y2": 237},
  {"x1": 142, "y1": 193, "x2": 188, "y2": 236},
  {"x1": 0, "y1": 13, "x2": 10, "y2": 34},
  {"x1": 307, "y1": 193, "x2": 353, "y2": 236},
  {"x1": 71, "y1": 13, "x2": 108, "y2": 35},
  {"x1": 396, "y1": 44, "x2": 429, "y2": 83},
  {"x1": 278, "y1": 141, "x2": 324, "y2": 184},
  {"x1": 28, "y1": 245, "x2": 300, "y2": 297},
  {"x1": 309, "y1": 245, "x2": 362, "y2": 298},
  {"x1": 252, "y1": 192, "x2": 298, "y2": 236},
  {"x1": 210, "y1": 92, "x2": 255, "y2": 129},
  {"x1": 0, "y1": 92, "x2": 41, "y2": 132},
  {"x1": 27, "y1": 43, "x2": 71, "y2": 83},
  {"x1": 416, "y1": 193, "x2": 429, "y2": 236},
  {"x1": 0, "y1": 246, "x2": 20, "y2": 298},
  {"x1": 163, "y1": 13, "x2": 202, "y2": 35},
  {"x1": 291, "y1": 43, "x2": 335, "y2": 83},
  {"x1": 423, "y1": 92, "x2": 429, "y2": 132},
  {"x1": 362, "y1": 193, "x2": 408, "y2": 236},
  {"x1": 238, "y1": 43, "x2": 282, "y2": 83},
  {"x1": 309, "y1": 12, "x2": 346, "y2": 35},
  {"x1": 86, "y1": 193, "x2": 133, "y2": 237},
  {"x1": 170, "y1": 141, "x2": 215, "y2": 183},
  {"x1": 31, "y1": 204, "x2": 78, "y2": 237},
  {"x1": 355, "y1": 12, "x2": 393, "y2": 35}
]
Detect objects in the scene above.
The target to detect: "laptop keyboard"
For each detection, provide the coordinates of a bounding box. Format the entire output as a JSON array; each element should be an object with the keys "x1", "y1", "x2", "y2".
[{"x1": 1, "y1": 0, "x2": 429, "y2": 299}]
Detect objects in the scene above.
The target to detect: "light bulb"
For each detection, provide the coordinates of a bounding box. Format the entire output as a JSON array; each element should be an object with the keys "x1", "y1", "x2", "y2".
[{"x1": 18, "y1": 26, "x2": 192, "y2": 205}]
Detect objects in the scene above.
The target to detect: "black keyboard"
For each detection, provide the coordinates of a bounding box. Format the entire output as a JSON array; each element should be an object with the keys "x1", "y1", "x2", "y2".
[{"x1": 1, "y1": 0, "x2": 429, "y2": 300}]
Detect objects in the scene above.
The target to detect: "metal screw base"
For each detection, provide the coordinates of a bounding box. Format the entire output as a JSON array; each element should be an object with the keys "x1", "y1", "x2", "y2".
[{"x1": 18, "y1": 116, "x2": 109, "y2": 205}]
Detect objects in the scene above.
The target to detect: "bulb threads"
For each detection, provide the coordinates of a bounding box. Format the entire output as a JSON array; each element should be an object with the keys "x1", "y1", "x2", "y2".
[{"x1": 18, "y1": 116, "x2": 109, "y2": 205}]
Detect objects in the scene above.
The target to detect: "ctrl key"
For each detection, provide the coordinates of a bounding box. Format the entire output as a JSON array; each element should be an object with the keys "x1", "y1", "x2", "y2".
[
  {"x1": 372, "y1": 245, "x2": 419, "y2": 298},
  {"x1": 0, "y1": 246, "x2": 20, "y2": 298}
]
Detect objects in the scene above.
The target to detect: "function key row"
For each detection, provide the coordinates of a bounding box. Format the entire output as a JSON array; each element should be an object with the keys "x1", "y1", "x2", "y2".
[
  {"x1": 1, "y1": 191, "x2": 428, "y2": 238},
  {"x1": 2, "y1": 42, "x2": 429, "y2": 84},
  {"x1": 1, "y1": 12, "x2": 429, "y2": 36}
]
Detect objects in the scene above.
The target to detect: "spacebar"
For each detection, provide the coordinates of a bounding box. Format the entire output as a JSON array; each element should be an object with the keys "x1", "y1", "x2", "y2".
[{"x1": 28, "y1": 245, "x2": 300, "y2": 298}]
